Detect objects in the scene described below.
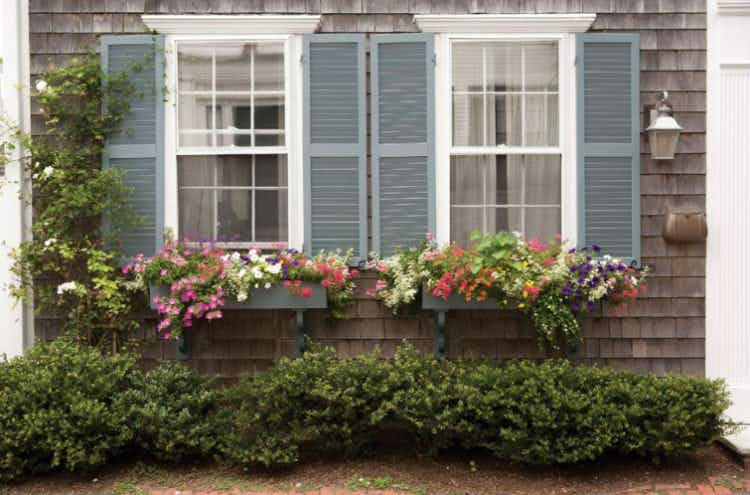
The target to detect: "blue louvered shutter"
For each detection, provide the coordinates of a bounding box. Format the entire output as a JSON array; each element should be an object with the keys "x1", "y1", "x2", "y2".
[
  {"x1": 577, "y1": 33, "x2": 640, "y2": 265},
  {"x1": 371, "y1": 34, "x2": 435, "y2": 257},
  {"x1": 303, "y1": 34, "x2": 367, "y2": 260},
  {"x1": 101, "y1": 34, "x2": 164, "y2": 258}
]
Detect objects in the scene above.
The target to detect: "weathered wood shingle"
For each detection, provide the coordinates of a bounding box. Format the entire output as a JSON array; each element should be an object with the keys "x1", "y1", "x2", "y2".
[{"x1": 27, "y1": 0, "x2": 707, "y2": 377}]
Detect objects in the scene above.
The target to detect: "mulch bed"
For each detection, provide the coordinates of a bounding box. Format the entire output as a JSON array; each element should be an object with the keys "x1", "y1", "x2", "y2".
[{"x1": 2, "y1": 443, "x2": 746, "y2": 495}]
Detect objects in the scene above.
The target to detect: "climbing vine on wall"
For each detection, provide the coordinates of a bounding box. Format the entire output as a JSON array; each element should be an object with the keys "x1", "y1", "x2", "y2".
[{"x1": 1, "y1": 53, "x2": 151, "y2": 350}]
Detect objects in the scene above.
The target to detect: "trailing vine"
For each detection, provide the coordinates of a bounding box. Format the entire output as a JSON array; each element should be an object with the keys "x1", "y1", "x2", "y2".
[{"x1": 1, "y1": 51, "x2": 156, "y2": 350}]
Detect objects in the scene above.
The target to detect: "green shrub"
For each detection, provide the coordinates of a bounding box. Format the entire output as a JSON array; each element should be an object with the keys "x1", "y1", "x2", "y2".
[
  {"x1": 224, "y1": 344, "x2": 732, "y2": 467},
  {"x1": 0, "y1": 339, "x2": 139, "y2": 481},
  {"x1": 123, "y1": 363, "x2": 227, "y2": 463},
  {"x1": 224, "y1": 345, "x2": 391, "y2": 466}
]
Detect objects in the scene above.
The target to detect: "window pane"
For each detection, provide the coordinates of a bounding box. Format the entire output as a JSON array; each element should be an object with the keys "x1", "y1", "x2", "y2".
[
  {"x1": 178, "y1": 45, "x2": 211, "y2": 91},
  {"x1": 451, "y1": 156, "x2": 486, "y2": 205},
  {"x1": 489, "y1": 94, "x2": 522, "y2": 146},
  {"x1": 492, "y1": 156, "x2": 523, "y2": 205},
  {"x1": 255, "y1": 189, "x2": 288, "y2": 242},
  {"x1": 216, "y1": 156, "x2": 253, "y2": 187},
  {"x1": 525, "y1": 207, "x2": 561, "y2": 241},
  {"x1": 450, "y1": 206, "x2": 484, "y2": 248},
  {"x1": 215, "y1": 44, "x2": 252, "y2": 92},
  {"x1": 255, "y1": 155, "x2": 288, "y2": 187},
  {"x1": 486, "y1": 43, "x2": 522, "y2": 92},
  {"x1": 254, "y1": 95, "x2": 284, "y2": 129},
  {"x1": 525, "y1": 42, "x2": 558, "y2": 91},
  {"x1": 215, "y1": 98, "x2": 252, "y2": 131},
  {"x1": 452, "y1": 94, "x2": 484, "y2": 146},
  {"x1": 254, "y1": 43, "x2": 284, "y2": 92},
  {"x1": 452, "y1": 43, "x2": 483, "y2": 92},
  {"x1": 179, "y1": 156, "x2": 215, "y2": 187},
  {"x1": 492, "y1": 207, "x2": 523, "y2": 233},
  {"x1": 525, "y1": 155, "x2": 561, "y2": 205},
  {"x1": 179, "y1": 189, "x2": 214, "y2": 241},
  {"x1": 217, "y1": 190, "x2": 252, "y2": 242},
  {"x1": 525, "y1": 94, "x2": 559, "y2": 146},
  {"x1": 178, "y1": 94, "x2": 211, "y2": 130}
]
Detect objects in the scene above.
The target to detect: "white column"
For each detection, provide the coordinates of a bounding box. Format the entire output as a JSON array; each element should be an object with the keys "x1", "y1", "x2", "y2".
[{"x1": 0, "y1": 0, "x2": 31, "y2": 358}]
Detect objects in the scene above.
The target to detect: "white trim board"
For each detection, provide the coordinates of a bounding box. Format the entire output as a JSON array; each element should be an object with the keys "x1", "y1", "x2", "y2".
[
  {"x1": 142, "y1": 15, "x2": 321, "y2": 34},
  {"x1": 415, "y1": 14, "x2": 596, "y2": 34}
]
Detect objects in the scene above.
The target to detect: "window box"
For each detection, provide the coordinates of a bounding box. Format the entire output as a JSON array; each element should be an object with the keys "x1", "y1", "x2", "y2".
[
  {"x1": 148, "y1": 282, "x2": 327, "y2": 311},
  {"x1": 421, "y1": 286, "x2": 501, "y2": 311}
]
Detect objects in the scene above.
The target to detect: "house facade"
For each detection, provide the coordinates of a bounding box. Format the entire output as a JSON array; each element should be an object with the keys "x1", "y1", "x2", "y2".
[{"x1": 4, "y1": 0, "x2": 748, "y2": 416}]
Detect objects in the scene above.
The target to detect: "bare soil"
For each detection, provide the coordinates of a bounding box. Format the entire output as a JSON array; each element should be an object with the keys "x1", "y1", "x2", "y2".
[{"x1": 1, "y1": 443, "x2": 746, "y2": 495}]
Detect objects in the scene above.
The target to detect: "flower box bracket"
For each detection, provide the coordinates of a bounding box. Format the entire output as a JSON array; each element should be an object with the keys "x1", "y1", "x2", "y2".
[
  {"x1": 422, "y1": 288, "x2": 501, "y2": 359},
  {"x1": 149, "y1": 283, "x2": 327, "y2": 359}
]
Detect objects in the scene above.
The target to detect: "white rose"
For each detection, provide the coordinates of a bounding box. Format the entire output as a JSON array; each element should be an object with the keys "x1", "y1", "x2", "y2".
[
  {"x1": 56, "y1": 281, "x2": 77, "y2": 295},
  {"x1": 35, "y1": 80, "x2": 48, "y2": 92}
]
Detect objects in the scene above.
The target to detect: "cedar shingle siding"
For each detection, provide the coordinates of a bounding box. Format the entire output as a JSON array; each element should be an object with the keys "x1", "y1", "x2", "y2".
[{"x1": 29, "y1": 0, "x2": 707, "y2": 378}]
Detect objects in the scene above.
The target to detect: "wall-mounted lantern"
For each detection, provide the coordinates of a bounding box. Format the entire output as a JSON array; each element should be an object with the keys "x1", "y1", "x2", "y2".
[{"x1": 646, "y1": 91, "x2": 682, "y2": 160}]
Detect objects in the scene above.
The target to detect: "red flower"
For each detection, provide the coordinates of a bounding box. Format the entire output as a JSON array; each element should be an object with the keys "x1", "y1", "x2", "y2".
[{"x1": 300, "y1": 287, "x2": 313, "y2": 298}]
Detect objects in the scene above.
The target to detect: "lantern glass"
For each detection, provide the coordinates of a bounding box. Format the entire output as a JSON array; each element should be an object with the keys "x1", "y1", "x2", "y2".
[{"x1": 648, "y1": 128, "x2": 680, "y2": 160}]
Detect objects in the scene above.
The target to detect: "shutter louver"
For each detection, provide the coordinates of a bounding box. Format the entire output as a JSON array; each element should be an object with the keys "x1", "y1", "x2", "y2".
[
  {"x1": 577, "y1": 33, "x2": 640, "y2": 264},
  {"x1": 371, "y1": 34, "x2": 435, "y2": 257},
  {"x1": 101, "y1": 35, "x2": 164, "y2": 259},
  {"x1": 303, "y1": 34, "x2": 367, "y2": 260}
]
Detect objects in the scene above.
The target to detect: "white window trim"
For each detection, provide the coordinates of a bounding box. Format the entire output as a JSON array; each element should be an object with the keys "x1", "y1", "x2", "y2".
[
  {"x1": 415, "y1": 14, "x2": 595, "y2": 34},
  {"x1": 162, "y1": 33, "x2": 307, "y2": 251},
  {"x1": 433, "y1": 32, "x2": 578, "y2": 245},
  {"x1": 142, "y1": 15, "x2": 322, "y2": 34}
]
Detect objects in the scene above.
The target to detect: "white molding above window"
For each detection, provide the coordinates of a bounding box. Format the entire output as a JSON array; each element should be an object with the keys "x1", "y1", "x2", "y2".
[
  {"x1": 717, "y1": 1, "x2": 750, "y2": 15},
  {"x1": 142, "y1": 14, "x2": 321, "y2": 34},
  {"x1": 414, "y1": 14, "x2": 596, "y2": 34}
]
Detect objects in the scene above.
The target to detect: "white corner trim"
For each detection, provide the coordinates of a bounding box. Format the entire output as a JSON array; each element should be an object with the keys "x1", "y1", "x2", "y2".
[
  {"x1": 142, "y1": 14, "x2": 321, "y2": 34},
  {"x1": 718, "y1": 0, "x2": 750, "y2": 15},
  {"x1": 414, "y1": 14, "x2": 596, "y2": 34}
]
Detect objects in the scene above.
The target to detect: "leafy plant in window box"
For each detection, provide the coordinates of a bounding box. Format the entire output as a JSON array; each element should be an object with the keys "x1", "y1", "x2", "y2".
[
  {"x1": 126, "y1": 238, "x2": 358, "y2": 339},
  {"x1": 369, "y1": 231, "x2": 648, "y2": 349}
]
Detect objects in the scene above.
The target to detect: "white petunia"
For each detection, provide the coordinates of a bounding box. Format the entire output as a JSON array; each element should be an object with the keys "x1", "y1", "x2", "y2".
[
  {"x1": 267, "y1": 263, "x2": 281, "y2": 275},
  {"x1": 248, "y1": 248, "x2": 259, "y2": 262},
  {"x1": 264, "y1": 282, "x2": 271, "y2": 289},
  {"x1": 251, "y1": 266, "x2": 263, "y2": 279},
  {"x1": 35, "y1": 80, "x2": 48, "y2": 92},
  {"x1": 44, "y1": 238, "x2": 56, "y2": 247},
  {"x1": 56, "y1": 281, "x2": 78, "y2": 295},
  {"x1": 237, "y1": 291, "x2": 248, "y2": 302},
  {"x1": 42, "y1": 166, "x2": 54, "y2": 178},
  {"x1": 231, "y1": 251, "x2": 241, "y2": 262}
]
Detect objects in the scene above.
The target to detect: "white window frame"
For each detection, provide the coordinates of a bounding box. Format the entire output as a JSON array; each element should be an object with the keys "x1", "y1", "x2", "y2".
[
  {"x1": 145, "y1": 15, "x2": 322, "y2": 252},
  {"x1": 434, "y1": 32, "x2": 577, "y2": 245},
  {"x1": 418, "y1": 14, "x2": 595, "y2": 245}
]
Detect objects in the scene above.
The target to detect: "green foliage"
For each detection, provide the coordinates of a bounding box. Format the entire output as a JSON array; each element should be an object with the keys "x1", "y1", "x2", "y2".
[
  {"x1": 224, "y1": 343, "x2": 733, "y2": 467},
  {"x1": 2, "y1": 50, "x2": 159, "y2": 348},
  {"x1": 223, "y1": 345, "x2": 391, "y2": 466},
  {"x1": 122, "y1": 363, "x2": 228, "y2": 463},
  {"x1": 0, "y1": 341, "x2": 733, "y2": 481},
  {"x1": 0, "y1": 339, "x2": 139, "y2": 481}
]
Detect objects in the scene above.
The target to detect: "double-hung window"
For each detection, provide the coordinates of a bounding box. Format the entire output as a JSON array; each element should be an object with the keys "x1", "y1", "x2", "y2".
[
  {"x1": 176, "y1": 40, "x2": 289, "y2": 248},
  {"x1": 449, "y1": 38, "x2": 562, "y2": 246}
]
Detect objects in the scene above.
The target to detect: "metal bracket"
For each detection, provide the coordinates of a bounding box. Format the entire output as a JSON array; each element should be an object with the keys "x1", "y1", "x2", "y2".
[
  {"x1": 295, "y1": 309, "x2": 306, "y2": 357},
  {"x1": 176, "y1": 328, "x2": 191, "y2": 361},
  {"x1": 433, "y1": 310, "x2": 447, "y2": 359}
]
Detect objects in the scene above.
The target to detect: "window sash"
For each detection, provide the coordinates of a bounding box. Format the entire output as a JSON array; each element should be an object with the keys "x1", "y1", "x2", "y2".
[
  {"x1": 176, "y1": 40, "x2": 288, "y2": 154},
  {"x1": 449, "y1": 39, "x2": 561, "y2": 152}
]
